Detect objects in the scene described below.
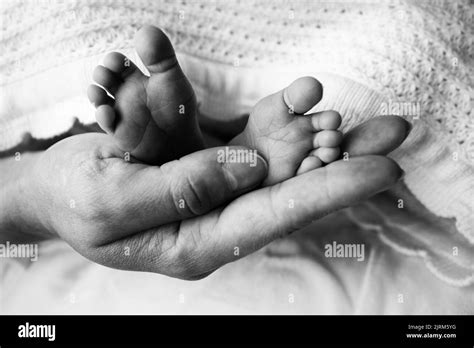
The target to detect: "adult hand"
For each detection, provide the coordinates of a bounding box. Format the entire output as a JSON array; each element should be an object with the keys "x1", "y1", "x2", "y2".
[
  {"x1": 7, "y1": 116, "x2": 408, "y2": 280},
  {"x1": 9, "y1": 133, "x2": 266, "y2": 250}
]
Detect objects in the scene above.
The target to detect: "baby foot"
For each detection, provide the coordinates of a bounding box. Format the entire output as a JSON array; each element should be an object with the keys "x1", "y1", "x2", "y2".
[
  {"x1": 232, "y1": 77, "x2": 342, "y2": 186},
  {"x1": 87, "y1": 25, "x2": 204, "y2": 164}
]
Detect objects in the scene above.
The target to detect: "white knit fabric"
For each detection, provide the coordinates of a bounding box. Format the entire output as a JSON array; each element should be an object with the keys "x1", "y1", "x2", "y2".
[{"x1": 0, "y1": 0, "x2": 473, "y2": 288}]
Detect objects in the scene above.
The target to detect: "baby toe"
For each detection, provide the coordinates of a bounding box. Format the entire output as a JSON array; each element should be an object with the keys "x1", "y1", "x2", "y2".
[
  {"x1": 95, "y1": 104, "x2": 116, "y2": 134},
  {"x1": 313, "y1": 130, "x2": 343, "y2": 148},
  {"x1": 103, "y1": 52, "x2": 138, "y2": 77},
  {"x1": 87, "y1": 84, "x2": 114, "y2": 107},
  {"x1": 311, "y1": 147, "x2": 341, "y2": 163},
  {"x1": 296, "y1": 156, "x2": 324, "y2": 175},
  {"x1": 93, "y1": 65, "x2": 122, "y2": 94},
  {"x1": 311, "y1": 110, "x2": 342, "y2": 131}
]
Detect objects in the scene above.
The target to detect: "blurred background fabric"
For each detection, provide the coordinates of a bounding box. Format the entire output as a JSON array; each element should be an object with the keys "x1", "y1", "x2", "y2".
[{"x1": 0, "y1": 0, "x2": 473, "y2": 314}]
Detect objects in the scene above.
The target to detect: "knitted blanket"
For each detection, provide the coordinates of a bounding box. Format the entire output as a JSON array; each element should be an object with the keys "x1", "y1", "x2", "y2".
[{"x1": 0, "y1": 0, "x2": 473, "y2": 310}]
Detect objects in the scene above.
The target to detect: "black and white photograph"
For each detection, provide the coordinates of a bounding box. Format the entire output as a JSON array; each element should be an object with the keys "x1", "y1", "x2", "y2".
[{"x1": 0, "y1": 0, "x2": 473, "y2": 346}]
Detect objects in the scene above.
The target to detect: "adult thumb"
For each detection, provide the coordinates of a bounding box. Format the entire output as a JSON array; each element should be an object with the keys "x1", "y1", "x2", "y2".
[{"x1": 106, "y1": 146, "x2": 268, "y2": 240}]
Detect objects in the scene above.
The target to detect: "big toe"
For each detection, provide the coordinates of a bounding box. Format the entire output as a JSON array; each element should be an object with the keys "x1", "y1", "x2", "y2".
[
  {"x1": 253, "y1": 76, "x2": 323, "y2": 121},
  {"x1": 134, "y1": 25, "x2": 179, "y2": 74},
  {"x1": 284, "y1": 76, "x2": 323, "y2": 114}
]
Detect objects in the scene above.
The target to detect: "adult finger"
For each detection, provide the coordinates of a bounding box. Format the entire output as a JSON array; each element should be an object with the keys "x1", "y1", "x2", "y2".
[
  {"x1": 192, "y1": 156, "x2": 404, "y2": 274},
  {"x1": 97, "y1": 155, "x2": 403, "y2": 278},
  {"x1": 341, "y1": 116, "x2": 411, "y2": 157}
]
